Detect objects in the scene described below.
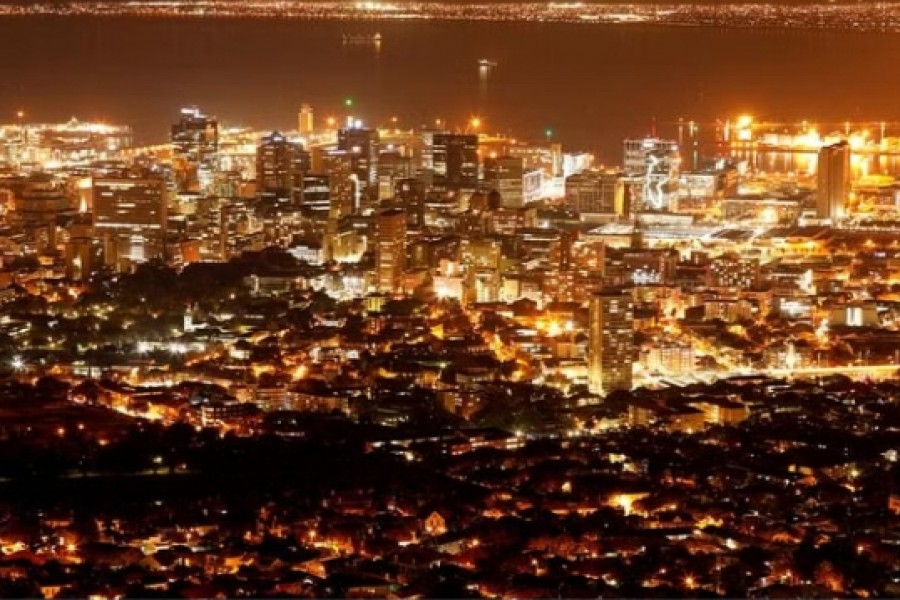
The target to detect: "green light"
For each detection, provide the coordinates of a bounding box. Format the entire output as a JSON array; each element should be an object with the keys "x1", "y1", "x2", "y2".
[
  {"x1": 345, "y1": 98, "x2": 354, "y2": 108},
  {"x1": 545, "y1": 128, "x2": 553, "y2": 138}
]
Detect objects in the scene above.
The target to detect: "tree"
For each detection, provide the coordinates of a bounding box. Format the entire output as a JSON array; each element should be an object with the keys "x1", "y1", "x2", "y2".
[{"x1": 34, "y1": 375, "x2": 71, "y2": 402}]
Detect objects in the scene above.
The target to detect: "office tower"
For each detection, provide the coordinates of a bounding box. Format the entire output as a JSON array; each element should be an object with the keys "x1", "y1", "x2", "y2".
[
  {"x1": 623, "y1": 138, "x2": 680, "y2": 210},
  {"x1": 375, "y1": 208, "x2": 406, "y2": 294},
  {"x1": 298, "y1": 104, "x2": 314, "y2": 135},
  {"x1": 483, "y1": 155, "x2": 524, "y2": 208},
  {"x1": 300, "y1": 174, "x2": 331, "y2": 224},
  {"x1": 171, "y1": 107, "x2": 218, "y2": 192},
  {"x1": 322, "y1": 151, "x2": 357, "y2": 220},
  {"x1": 550, "y1": 230, "x2": 575, "y2": 271},
  {"x1": 338, "y1": 126, "x2": 379, "y2": 191},
  {"x1": 432, "y1": 133, "x2": 479, "y2": 191},
  {"x1": 394, "y1": 178, "x2": 427, "y2": 229},
  {"x1": 14, "y1": 173, "x2": 74, "y2": 251},
  {"x1": 419, "y1": 130, "x2": 437, "y2": 171},
  {"x1": 93, "y1": 172, "x2": 167, "y2": 269},
  {"x1": 321, "y1": 151, "x2": 356, "y2": 262},
  {"x1": 377, "y1": 150, "x2": 413, "y2": 201},
  {"x1": 564, "y1": 170, "x2": 626, "y2": 216},
  {"x1": 256, "y1": 131, "x2": 305, "y2": 206},
  {"x1": 65, "y1": 215, "x2": 100, "y2": 281},
  {"x1": 817, "y1": 141, "x2": 850, "y2": 221},
  {"x1": 588, "y1": 289, "x2": 634, "y2": 396}
]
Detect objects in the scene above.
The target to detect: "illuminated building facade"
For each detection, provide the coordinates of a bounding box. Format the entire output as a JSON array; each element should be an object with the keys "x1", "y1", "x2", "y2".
[
  {"x1": 375, "y1": 208, "x2": 406, "y2": 293},
  {"x1": 589, "y1": 289, "x2": 634, "y2": 395},
  {"x1": 93, "y1": 173, "x2": 167, "y2": 269},
  {"x1": 300, "y1": 174, "x2": 331, "y2": 223},
  {"x1": 338, "y1": 126, "x2": 379, "y2": 193},
  {"x1": 298, "y1": 104, "x2": 314, "y2": 135},
  {"x1": 394, "y1": 178, "x2": 427, "y2": 229},
  {"x1": 432, "y1": 133, "x2": 478, "y2": 191},
  {"x1": 14, "y1": 173, "x2": 75, "y2": 251},
  {"x1": 817, "y1": 141, "x2": 850, "y2": 221},
  {"x1": 256, "y1": 131, "x2": 306, "y2": 206},
  {"x1": 171, "y1": 107, "x2": 219, "y2": 191},
  {"x1": 564, "y1": 170, "x2": 625, "y2": 217},
  {"x1": 322, "y1": 150, "x2": 357, "y2": 220},
  {"x1": 483, "y1": 155, "x2": 524, "y2": 207},
  {"x1": 65, "y1": 214, "x2": 101, "y2": 281},
  {"x1": 623, "y1": 138, "x2": 680, "y2": 210},
  {"x1": 710, "y1": 254, "x2": 760, "y2": 289}
]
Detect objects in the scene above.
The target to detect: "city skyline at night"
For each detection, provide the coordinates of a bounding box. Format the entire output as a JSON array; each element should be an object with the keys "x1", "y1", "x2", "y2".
[{"x1": 1, "y1": 3, "x2": 900, "y2": 598}]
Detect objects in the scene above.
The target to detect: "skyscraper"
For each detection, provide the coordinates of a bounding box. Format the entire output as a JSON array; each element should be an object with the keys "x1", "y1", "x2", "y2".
[
  {"x1": 171, "y1": 107, "x2": 218, "y2": 192},
  {"x1": 483, "y1": 155, "x2": 524, "y2": 208},
  {"x1": 588, "y1": 289, "x2": 634, "y2": 396},
  {"x1": 338, "y1": 126, "x2": 379, "y2": 192},
  {"x1": 93, "y1": 171, "x2": 168, "y2": 269},
  {"x1": 14, "y1": 173, "x2": 74, "y2": 251},
  {"x1": 375, "y1": 208, "x2": 406, "y2": 294},
  {"x1": 322, "y1": 150, "x2": 357, "y2": 220},
  {"x1": 623, "y1": 138, "x2": 680, "y2": 210},
  {"x1": 298, "y1": 104, "x2": 314, "y2": 135},
  {"x1": 321, "y1": 151, "x2": 357, "y2": 262},
  {"x1": 256, "y1": 131, "x2": 305, "y2": 206},
  {"x1": 394, "y1": 178, "x2": 427, "y2": 229},
  {"x1": 432, "y1": 133, "x2": 478, "y2": 191},
  {"x1": 300, "y1": 173, "x2": 331, "y2": 224},
  {"x1": 817, "y1": 141, "x2": 850, "y2": 221}
]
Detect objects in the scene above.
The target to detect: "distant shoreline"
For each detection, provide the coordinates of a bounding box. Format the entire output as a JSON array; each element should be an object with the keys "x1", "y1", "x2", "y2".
[{"x1": 0, "y1": 2, "x2": 899, "y2": 33}]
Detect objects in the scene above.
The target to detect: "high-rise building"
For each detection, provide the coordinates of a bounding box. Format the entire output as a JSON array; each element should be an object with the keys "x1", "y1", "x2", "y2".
[
  {"x1": 817, "y1": 141, "x2": 850, "y2": 221},
  {"x1": 338, "y1": 126, "x2": 379, "y2": 191},
  {"x1": 65, "y1": 215, "x2": 100, "y2": 281},
  {"x1": 375, "y1": 208, "x2": 406, "y2": 293},
  {"x1": 322, "y1": 150, "x2": 357, "y2": 220},
  {"x1": 298, "y1": 104, "x2": 314, "y2": 135},
  {"x1": 623, "y1": 138, "x2": 680, "y2": 210},
  {"x1": 256, "y1": 131, "x2": 305, "y2": 206},
  {"x1": 300, "y1": 174, "x2": 331, "y2": 223},
  {"x1": 483, "y1": 155, "x2": 524, "y2": 207},
  {"x1": 432, "y1": 133, "x2": 478, "y2": 191},
  {"x1": 171, "y1": 107, "x2": 218, "y2": 192},
  {"x1": 564, "y1": 170, "x2": 625, "y2": 216},
  {"x1": 394, "y1": 178, "x2": 427, "y2": 229},
  {"x1": 93, "y1": 172, "x2": 168, "y2": 269},
  {"x1": 588, "y1": 289, "x2": 634, "y2": 396},
  {"x1": 377, "y1": 151, "x2": 413, "y2": 201},
  {"x1": 171, "y1": 107, "x2": 218, "y2": 165},
  {"x1": 14, "y1": 173, "x2": 75, "y2": 251}
]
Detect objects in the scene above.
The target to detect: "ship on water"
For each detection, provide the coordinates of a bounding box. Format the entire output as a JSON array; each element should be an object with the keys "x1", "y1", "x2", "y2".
[{"x1": 342, "y1": 32, "x2": 383, "y2": 46}]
